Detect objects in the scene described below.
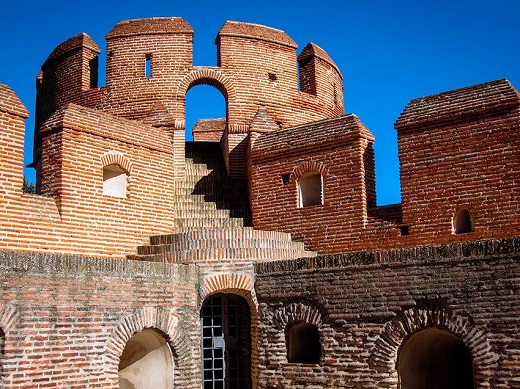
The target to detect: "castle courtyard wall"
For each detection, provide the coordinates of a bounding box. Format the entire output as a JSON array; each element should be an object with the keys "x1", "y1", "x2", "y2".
[
  {"x1": 254, "y1": 238, "x2": 520, "y2": 388},
  {"x1": 0, "y1": 252, "x2": 200, "y2": 388}
]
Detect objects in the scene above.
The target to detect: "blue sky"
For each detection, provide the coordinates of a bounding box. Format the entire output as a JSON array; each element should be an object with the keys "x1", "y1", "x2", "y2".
[{"x1": 1, "y1": 0, "x2": 519, "y2": 205}]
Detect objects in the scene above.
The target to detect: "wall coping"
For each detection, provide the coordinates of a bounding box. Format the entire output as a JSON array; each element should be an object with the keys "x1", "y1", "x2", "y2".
[
  {"x1": 254, "y1": 238, "x2": 520, "y2": 275},
  {"x1": 0, "y1": 251, "x2": 197, "y2": 279}
]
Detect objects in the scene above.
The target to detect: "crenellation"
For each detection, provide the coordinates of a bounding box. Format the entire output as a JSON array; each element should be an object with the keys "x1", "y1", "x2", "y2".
[{"x1": 0, "y1": 16, "x2": 518, "y2": 389}]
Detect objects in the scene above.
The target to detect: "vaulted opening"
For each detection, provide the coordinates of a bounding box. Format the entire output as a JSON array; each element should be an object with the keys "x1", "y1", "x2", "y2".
[
  {"x1": 103, "y1": 164, "x2": 127, "y2": 198},
  {"x1": 186, "y1": 84, "x2": 226, "y2": 142},
  {"x1": 453, "y1": 208, "x2": 474, "y2": 234},
  {"x1": 298, "y1": 171, "x2": 323, "y2": 207},
  {"x1": 201, "y1": 293, "x2": 251, "y2": 389},
  {"x1": 118, "y1": 328, "x2": 174, "y2": 389},
  {"x1": 398, "y1": 328, "x2": 474, "y2": 389},
  {"x1": 286, "y1": 322, "x2": 321, "y2": 364}
]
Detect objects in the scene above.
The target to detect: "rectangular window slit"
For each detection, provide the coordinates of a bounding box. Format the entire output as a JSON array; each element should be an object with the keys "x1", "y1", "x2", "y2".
[{"x1": 145, "y1": 54, "x2": 152, "y2": 78}]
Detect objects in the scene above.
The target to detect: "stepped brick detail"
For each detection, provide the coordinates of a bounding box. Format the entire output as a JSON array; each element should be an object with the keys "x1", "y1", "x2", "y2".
[
  {"x1": 0, "y1": 17, "x2": 518, "y2": 388},
  {"x1": 130, "y1": 142, "x2": 316, "y2": 271}
]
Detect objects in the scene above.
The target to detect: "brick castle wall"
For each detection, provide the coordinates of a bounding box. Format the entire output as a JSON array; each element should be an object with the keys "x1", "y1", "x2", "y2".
[
  {"x1": 0, "y1": 252, "x2": 200, "y2": 388},
  {"x1": 249, "y1": 79, "x2": 520, "y2": 254},
  {"x1": 254, "y1": 238, "x2": 520, "y2": 388}
]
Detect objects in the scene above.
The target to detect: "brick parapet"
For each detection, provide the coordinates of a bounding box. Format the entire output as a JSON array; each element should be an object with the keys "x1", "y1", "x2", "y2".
[
  {"x1": 254, "y1": 237, "x2": 520, "y2": 274},
  {"x1": 34, "y1": 18, "x2": 344, "y2": 177},
  {"x1": 0, "y1": 84, "x2": 29, "y2": 118},
  {"x1": 395, "y1": 79, "x2": 520, "y2": 131},
  {"x1": 0, "y1": 251, "x2": 195, "y2": 278},
  {"x1": 106, "y1": 17, "x2": 194, "y2": 39}
]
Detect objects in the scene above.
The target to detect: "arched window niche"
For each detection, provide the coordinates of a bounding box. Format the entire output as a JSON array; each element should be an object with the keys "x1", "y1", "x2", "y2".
[
  {"x1": 103, "y1": 164, "x2": 127, "y2": 198},
  {"x1": 298, "y1": 171, "x2": 323, "y2": 208},
  {"x1": 118, "y1": 328, "x2": 174, "y2": 389},
  {"x1": 286, "y1": 322, "x2": 321, "y2": 364},
  {"x1": 398, "y1": 328, "x2": 474, "y2": 389},
  {"x1": 453, "y1": 208, "x2": 474, "y2": 234}
]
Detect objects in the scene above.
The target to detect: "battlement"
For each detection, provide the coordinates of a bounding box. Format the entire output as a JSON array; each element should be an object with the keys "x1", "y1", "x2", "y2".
[
  {"x1": 0, "y1": 17, "x2": 519, "y2": 388},
  {"x1": 106, "y1": 17, "x2": 194, "y2": 38},
  {"x1": 34, "y1": 18, "x2": 344, "y2": 179},
  {"x1": 0, "y1": 18, "x2": 516, "y2": 259}
]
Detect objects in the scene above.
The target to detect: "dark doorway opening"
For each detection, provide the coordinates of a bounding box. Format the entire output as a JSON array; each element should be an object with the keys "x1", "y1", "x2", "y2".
[
  {"x1": 398, "y1": 328, "x2": 474, "y2": 389},
  {"x1": 201, "y1": 293, "x2": 251, "y2": 389}
]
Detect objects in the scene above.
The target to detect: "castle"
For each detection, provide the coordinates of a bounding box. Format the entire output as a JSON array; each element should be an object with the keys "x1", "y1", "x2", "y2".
[{"x1": 0, "y1": 17, "x2": 518, "y2": 388}]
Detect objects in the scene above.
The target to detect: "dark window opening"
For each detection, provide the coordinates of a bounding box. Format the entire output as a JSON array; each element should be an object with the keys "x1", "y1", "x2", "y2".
[
  {"x1": 286, "y1": 322, "x2": 321, "y2": 364},
  {"x1": 268, "y1": 72, "x2": 277, "y2": 82},
  {"x1": 400, "y1": 225, "x2": 410, "y2": 236},
  {"x1": 145, "y1": 54, "x2": 152, "y2": 78},
  {"x1": 282, "y1": 174, "x2": 290, "y2": 185},
  {"x1": 453, "y1": 208, "x2": 474, "y2": 234},
  {"x1": 201, "y1": 294, "x2": 251, "y2": 389},
  {"x1": 398, "y1": 328, "x2": 474, "y2": 389},
  {"x1": 298, "y1": 171, "x2": 323, "y2": 207},
  {"x1": 89, "y1": 56, "x2": 98, "y2": 89}
]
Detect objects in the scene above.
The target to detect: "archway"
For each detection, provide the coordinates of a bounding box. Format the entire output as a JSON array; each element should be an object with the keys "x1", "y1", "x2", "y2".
[
  {"x1": 186, "y1": 84, "x2": 226, "y2": 142},
  {"x1": 398, "y1": 328, "x2": 474, "y2": 389},
  {"x1": 118, "y1": 328, "x2": 174, "y2": 389},
  {"x1": 201, "y1": 293, "x2": 251, "y2": 389}
]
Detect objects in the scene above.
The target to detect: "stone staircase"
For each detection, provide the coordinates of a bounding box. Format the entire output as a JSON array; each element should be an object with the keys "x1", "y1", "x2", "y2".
[{"x1": 128, "y1": 142, "x2": 316, "y2": 269}]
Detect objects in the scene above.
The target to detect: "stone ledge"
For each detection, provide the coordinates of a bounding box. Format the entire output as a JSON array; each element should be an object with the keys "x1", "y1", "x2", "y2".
[
  {"x1": 255, "y1": 238, "x2": 520, "y2": 274},
  {"x1": 0, "y1": 251, "x2": 196, "y2": 278}
]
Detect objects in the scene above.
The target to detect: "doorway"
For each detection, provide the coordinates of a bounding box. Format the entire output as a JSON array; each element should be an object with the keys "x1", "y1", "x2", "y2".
[{"x1": 201, "y1": 294, "x2": 251, "y2": 389}]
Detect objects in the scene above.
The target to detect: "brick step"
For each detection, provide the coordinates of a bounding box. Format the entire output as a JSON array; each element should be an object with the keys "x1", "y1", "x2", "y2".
[
  {"x1": 128, "y1": 246, "x2": 316, "y2": 264},
  {"x1": 131, "y1": 227, "x2": 316, "y2": 262},
  {"x1": 137, "y1": 237, "x2": 310, "y2": 255},
  {"x1": 173, "y1": 217, "x2": 245, "y2": 230},
  {"x1": 173, "y1": 208, "x2": 248, "y2": 220},
  {"x1": 148, "y1": 227, "x2": 294, "y2": 245}
]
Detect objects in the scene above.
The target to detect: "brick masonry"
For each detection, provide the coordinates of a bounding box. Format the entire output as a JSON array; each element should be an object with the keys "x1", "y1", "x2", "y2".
[{"x1": 0, "y1": 17, "x2": 518, "y2": 388}]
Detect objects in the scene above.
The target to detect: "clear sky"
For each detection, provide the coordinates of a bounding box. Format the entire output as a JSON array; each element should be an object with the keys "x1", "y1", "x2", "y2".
[{"x1": 1, "y1": 0, "x2": 519, "y2": 205}]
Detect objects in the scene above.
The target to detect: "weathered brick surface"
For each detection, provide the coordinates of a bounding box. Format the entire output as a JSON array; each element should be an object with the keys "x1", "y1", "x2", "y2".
[
  {"x1": 254, "y1": 238, "x2": 520, "y2": 388},
  {"x1": 34, "y1": 17, "x2": 344, "y2": 177},
  {"x1": 0, "y1": 17, "x2": 518, "y2": 389},
  {"x1": 0, "y1": 98, "x2": 175, "y2": 257},
  {"x1": 0, "y1": 252, "x2": 200, "y2": 388},
  {"x1": 249, "y1": 80, "x2": 520, "y2": 254}
]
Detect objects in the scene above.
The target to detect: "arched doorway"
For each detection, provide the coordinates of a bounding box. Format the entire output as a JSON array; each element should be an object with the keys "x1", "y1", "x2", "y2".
[
  {"x1": 118, "y1": 328, "x2": 174, "y2": 389},
  {"x1": 398, "y1": 328, "x2": 474, "y2": 389},
  {"x1": 186, "y1": 84, "x2": 226, "y2": 142},
  {"x1": 201, "y1": 293, "x2": 251, "y2": 389}
]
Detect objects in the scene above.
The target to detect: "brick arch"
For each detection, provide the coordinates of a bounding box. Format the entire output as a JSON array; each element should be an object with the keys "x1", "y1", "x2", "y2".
[
  {"x1": 273, "y1": 302, "x2": 323, "y2": 330},
  {"x1": 104, "y1": 306, "x2": 191, "y2": 385},
  {"x1": 177, "y1": 68, "x2": 236, "y2": 103},
  {"x1": 369, "y1": 306, "x2": 498, "y2": 386},
  {"x1": 199, "y1": 273, "x2": 258, "y2": 312},
  {"x1": 291, "y1": 161, "x2": 328, "y2": 182},
  {"x1": 100, "y1": 151, "x2": 132, "y2": 175}
]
